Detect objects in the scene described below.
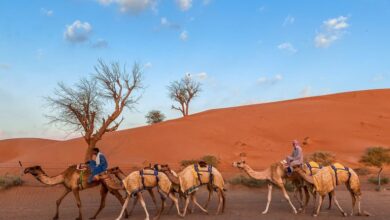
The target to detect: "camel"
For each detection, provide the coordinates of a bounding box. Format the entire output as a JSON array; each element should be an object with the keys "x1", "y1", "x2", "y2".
[
  {"x1": 116, "y1": 168, "x2": 182, "y2": 220},
  {"x1": 108, "y1": 167, "x2": 159, "y2": 216},
  {"x1": 298, "y1": 161, "x2": 333, "y2": 212},
  {"x1": 178, "y1": 162, "x2": 226, "y2": 217},
  {"x1": 23, "y1": 164, "x2": 128, "y2": 220},
  {"x1": 232, "y1": 158, "x2": 298, "y2": 214},
  {"x1": 155, "y1": 163, "x2": 224, "y2": 215},
  {"x1": 295, "y1": 163, "x2": 370, "y2": 217}
]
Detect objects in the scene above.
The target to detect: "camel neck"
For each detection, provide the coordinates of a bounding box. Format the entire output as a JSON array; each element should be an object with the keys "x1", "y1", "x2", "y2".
[
  {"x1": 35, "y1": 172, "x2": 65, "y2": 185},
  {"x1": 163, "y1": 170, "x2": 180, "y2": 185},
  {"x1": 297, "y1": 170, "x2": 314, "y2": 184},
  {"x1": 241, "y1": 164, "x2": 270, "y2": 180}
]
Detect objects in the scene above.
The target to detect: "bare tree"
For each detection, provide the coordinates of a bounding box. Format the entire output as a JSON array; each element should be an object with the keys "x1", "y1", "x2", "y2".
[
  {"x1": 145, "y1": 110, "x2": 166, "y2": 124},
  {"x1": 46, "y1": 60, "x2": 143, "y2": 161},
  {"x1": 168, "y1": 75, "x2": 201, "y2": 116}
]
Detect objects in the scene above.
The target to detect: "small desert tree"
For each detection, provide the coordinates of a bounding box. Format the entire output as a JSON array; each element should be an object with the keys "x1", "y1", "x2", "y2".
[
  {"x1": 145, "y1": 110, "x2": 165, "y2": 124},
  {"x1": 360, "y1": 147, "x2": 390, "y2": 190},
  {"x1": 168, "y1": 75, "x2": 201, "y2": 117},
  {"x1": 46, "y1": 60, "x2": 143, "y2": 161}
]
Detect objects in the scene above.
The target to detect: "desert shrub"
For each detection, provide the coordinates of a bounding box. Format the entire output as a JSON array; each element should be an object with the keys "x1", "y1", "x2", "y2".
[
  {"x1": 0, "y1": 174, "x2": 23, "y2": 190},
  {"x1": 354, "y1": 167, "x2": 371, "y2": 176},
  {"x1": 228, "y1": 175, "x2": 267, "y2": 188},
  {"x1": 368, "y1": 176, "x2": 389, "y2": 185},
  {"x1": 180, "y1": 159, "x2": 198, "y2": 167},
  {"x1": 284, "y1": 180, "x2": 296, "y2": 192},
  {"x1": 180, "y1": 155, "x2": 220, "y2": 168},
  {"x1": 200, "y1": 155, "x2": 220, "y2": 167},
  {"x1": 360, "y1": 147, "x2": 390, "y2": 190},
  {"x1": 145, "y1": 110, "x2": 166, "y2": 124},
  {"x1": 305, "y1": 151, "x2": 336, "y2": 166}
]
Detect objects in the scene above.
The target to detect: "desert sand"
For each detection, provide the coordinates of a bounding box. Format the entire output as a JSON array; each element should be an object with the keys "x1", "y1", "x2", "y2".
[{"x1": 1, "y1": 89, "x2": 390, "y2": 171}]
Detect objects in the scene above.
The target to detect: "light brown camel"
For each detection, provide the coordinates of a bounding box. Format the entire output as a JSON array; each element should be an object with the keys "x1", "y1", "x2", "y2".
[
  {"x1": 298, "y1": 161, "x2": 332, "y2": 212},
  {"x1": 232, "y1": 159, "x2": 298, "y2": 214},
  {"x1": 24, "y1": 165, "x2": 128, "y2": 220},
  {"x1": 295, "y1": 163, "x2": 370, "y2": 217},
  {"x1": 155, "y1": 164, "x2": 220, "y2": 214},
  {"x1": 107, "y1": 167, "x2": 159, "y2": 216},
  {"x1": 116, "y1": 168, "x2": 182, "y2": 220},
  {"x1": 178, "y1": 162, "x2": 226, "y2": 217}
]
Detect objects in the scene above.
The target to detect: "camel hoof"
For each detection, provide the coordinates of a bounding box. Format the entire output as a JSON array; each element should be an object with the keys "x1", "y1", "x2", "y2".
[
  {"x1": 89, "y1": 217, "x2": 96, "y2": 220},
  {"x1": 312, "y1": 214, "x2": 318, "y2": 217},
  {"x1": 53, "y1": 217, "x2": 59, "y2": 220}
]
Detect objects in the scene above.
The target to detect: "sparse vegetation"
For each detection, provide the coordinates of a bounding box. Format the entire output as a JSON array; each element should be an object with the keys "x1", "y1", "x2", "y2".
[
  {"x1": 305, "y1": 151, "x2": 336, "y2": 166},
  {"x1": 228, "y1": 175, "x2": 267, "y2": 188},
  {"x1": 0, "y1": 174, "x2": 23, "y2": 190},
  {"x1": 145, "y1": 110, "x2": 165, "y2": 124},
  {"x1": 360, "y1": 147, "x2": 390, "y2": 190},
  {"x1": 354, "y1": 167, "x2": 371, "y2": 176},
  {"x1": 368, "y1": 176, "x2": 389, "y2": 185},
  {"x1": 284, "y1": 180, "x2": 295, "y2": 192},
  {"x1": 180, "y1": 155, "x2": 220, "y2": 168}
]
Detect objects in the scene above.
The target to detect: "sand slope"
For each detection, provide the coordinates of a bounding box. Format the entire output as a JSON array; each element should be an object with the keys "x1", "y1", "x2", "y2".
[{"x1": 1, "y1": 89, "x2": 390, "y2": 170}]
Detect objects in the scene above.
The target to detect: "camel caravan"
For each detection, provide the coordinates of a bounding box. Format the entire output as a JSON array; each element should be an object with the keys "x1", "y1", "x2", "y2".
[{"x1": 22, "y1": 141, "x2": 371, "y2": 220}]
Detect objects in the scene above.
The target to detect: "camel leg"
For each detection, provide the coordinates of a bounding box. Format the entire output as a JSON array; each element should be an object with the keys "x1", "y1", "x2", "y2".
[
  {"x1": 280, "y1": 185, "x2": 297, "y2": 214},
  {"x1": 129, "y1": 195, "x2": 139, "y2": 215},
  {"x1": 89, "y1": 186, "x2": 108, "y2": 219},
  {"x1": 138, "y1": 192, "x2": 150, "y2": 220},
  {"x1": 111, "y1": 190, "x2": 129, "y2": 218},
  {"x1": 147, "y1": 189, "x2": 158, "y2": 213},
  {"x1": 153, "y1": 192, "x2": 166, "y2": 220},
  {"x1": 331, "y1": 191, "x2": 347, "y2": 217},
  {"x1": 349, "y1": 191, "x2": 356, "y2": 216},
  {"x1": 182, "y1": 196, "x2": 191, "y2": 217},
  {"x1": 262, "y1": 183, "x2": 273, "y2": 214},
  {"x1": 204, "y1": 186, "x2": 213, "y2": 209},
  {"x1": 72, "y1": 189, "x2": 83, "y2": 220},
  {"x1": 215, "y1": 188, "x2": 225, "y2": 215},
  {"x1": 301, "y1": 186, "x2": 310, "y2": 213},
  {"x1": 116, "y1": 195, "x2": 130, "y2": 220},
  {"x1": 191, "y1": 193, "x2": 209, "y2": 214},
  {"x1": 53, "y1": 188, "x2": 71, "y2": 220},
  {"x1": 327, "y1": 192, "x2": 333, "y2": 210},
  {"x1": 313, "y1": 195, "x2": 324, "y2": 217},
  {"x1": 168, "y1": 192, "x2": 182, "y2": 217}
]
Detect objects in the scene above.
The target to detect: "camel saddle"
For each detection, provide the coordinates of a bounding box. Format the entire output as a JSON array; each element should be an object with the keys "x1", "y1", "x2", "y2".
[
  {"x1": 305, "y1": 161, "x2": 323, "y2": 176},
  {"x1": 185, "y1": 162, "x2": 214, "y2": 195}
]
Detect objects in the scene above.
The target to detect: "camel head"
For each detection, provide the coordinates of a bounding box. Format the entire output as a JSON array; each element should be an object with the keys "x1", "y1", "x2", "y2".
[
  {"x1": 107, "y1": 166, "x2": 125, "y2": 175},
  {"x1": 158, "y1": 164, "x2": 171, "y2": 172},
  {"x1": 24, "y1": 165, "x2": 45, "y2": 176},
  {"x1": 232, "y1": 160, "x2": 246, "y2": 168}
]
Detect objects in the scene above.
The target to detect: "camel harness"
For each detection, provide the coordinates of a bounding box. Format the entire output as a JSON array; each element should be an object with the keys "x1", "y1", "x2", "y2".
[
  {"x1": 331, "y1": 164, "x2": 351, "y2": 185},
  {"x1": 185, "y1": 164, "x2": 214, "y2": 195},
  {"x1": 306, "y1": 162, "x2": 323, "y2": 176}
]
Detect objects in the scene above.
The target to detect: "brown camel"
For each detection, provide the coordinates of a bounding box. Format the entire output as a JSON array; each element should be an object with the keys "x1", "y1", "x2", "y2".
[
  {"x1": 116, "y1": 168, "x2": 182, "y2": 220},
  {"x1": 295, "y1": 163, "x2": 370, "y2": 217},
  {"x1": 24, "y1": 165, "x2": 128, "y2": 220},
  {"x1": 178, "y1": 162, "x2": 226, "y2": 217},
  {"x1": 232, "y1": 159, "x2": 298, "y2": 214},
  {"x1": 155, "y1": 164, "x2": 220, "y2": 214}
]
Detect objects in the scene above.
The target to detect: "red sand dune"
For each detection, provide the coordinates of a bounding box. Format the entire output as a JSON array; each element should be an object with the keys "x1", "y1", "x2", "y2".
[{"x1": 1, "y1": 89, "x2": 390, "y2": 171}]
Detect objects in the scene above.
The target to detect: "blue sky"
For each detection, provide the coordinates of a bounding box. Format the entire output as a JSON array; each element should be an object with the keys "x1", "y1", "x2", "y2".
[{"x1": 1, "y1": 0, "x2": 389, "y2": 139}]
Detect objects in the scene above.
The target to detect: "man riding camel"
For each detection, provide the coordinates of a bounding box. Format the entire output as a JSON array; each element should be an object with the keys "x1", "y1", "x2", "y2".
[
  {"x1": 88, "y1": 147, "x2": 108, "y2": 183},
  {"x1": 286, "y1": 140, "x2": 303, "y2": 175}
]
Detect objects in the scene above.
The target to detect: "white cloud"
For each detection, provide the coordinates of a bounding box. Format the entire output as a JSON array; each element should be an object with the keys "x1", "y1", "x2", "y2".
[
  {"x1": 314, "y1": 16, "x2": 349, "y2": 48},
  {"x1": 176, "y1": 0, "x2": 192, "y2": 11},
  {"x1": 144, "y1": 62, "x2": 152, "y2": 68},
  {"x1": 64, "y1": 20, "x2": 92, "y2": 43},
  {"x1": 283, "y1": 15, "x2": 295, "y2": 26},
  {"x1": 277, "y1": 42, "x2": 297, "y2": 54},
  {"x1": 98, "y1": 0, "x2": 157, "y2": 14},
  {"x1": 41, "y1": 8, "x2": 54, "y2": 16},
  {"x1": 186, "y1": 72, "x2": 208, "y2": 80},
  {"x1": 160, "y1": 17, "x2": 181, "y2": 29},
  {"x1": 92, "y1": 39, "x2": 108, "y2": 48},
  {"x1": 300, "y1": 86, "x2": 312, "y2": 97},
  {"x1": 324, "y1": 16, "x2": 349, "y2": 30},
  {"x1": 180, "y1": 30, "x2": 188, "y2": 41},
  {"x1": 257, "y1": 74, "x2": 283, "y2": 85}
]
